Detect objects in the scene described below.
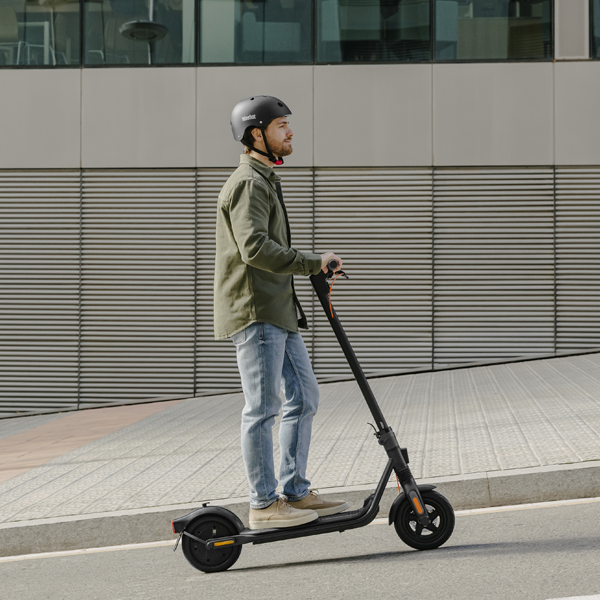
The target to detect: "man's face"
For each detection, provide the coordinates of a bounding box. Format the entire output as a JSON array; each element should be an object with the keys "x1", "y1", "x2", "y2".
[{"x1": 262, "y1": 116, "x2": 294, "y2": 157}]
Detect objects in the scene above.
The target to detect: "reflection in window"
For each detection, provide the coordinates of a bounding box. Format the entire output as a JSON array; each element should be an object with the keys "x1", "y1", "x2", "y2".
[
  {"x1": 317, "y1": 0, "x2": 431, "y2": 63},
  {"x1": 593, "y1": 0, "x2": 600, "y2": 58},
  {"x1": 199, "y1": 0, "x2": 311, "y2": 64},
  {"x1": 0, "y1": 0, "x2": 80, "y2": 66},
  {"x1": 436, "y1": 0, "x2": 552, "y2": 61},
  {"x1": 84, "y1": 0, "x2": 195, "y2": 65}
]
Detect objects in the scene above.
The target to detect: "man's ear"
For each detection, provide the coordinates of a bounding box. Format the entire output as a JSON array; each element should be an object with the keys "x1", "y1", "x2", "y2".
[{"x1": 252, "y1": 128, "x2": 263, "y2": 142}]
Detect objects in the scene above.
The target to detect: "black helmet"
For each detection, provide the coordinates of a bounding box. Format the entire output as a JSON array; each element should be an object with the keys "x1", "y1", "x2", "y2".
[{"x1": 230, "y1": 95, "x2": 292, "y2": 165}]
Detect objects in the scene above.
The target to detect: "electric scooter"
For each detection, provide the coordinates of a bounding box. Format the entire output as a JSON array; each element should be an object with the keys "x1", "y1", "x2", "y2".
[{"x1": 172, "y1": 261, "x2": 455, "y2": 573}]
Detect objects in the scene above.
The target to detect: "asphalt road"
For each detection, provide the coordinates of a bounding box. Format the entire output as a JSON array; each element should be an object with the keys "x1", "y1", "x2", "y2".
[{"x1": 2, "y1": 499, "x2": 600, "y2": 600}]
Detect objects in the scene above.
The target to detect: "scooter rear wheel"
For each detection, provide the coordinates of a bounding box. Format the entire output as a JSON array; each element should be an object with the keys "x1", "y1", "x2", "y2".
[
  {"x1": 181, "y1": 515, "x2": 242, "y2": 573},
  {"x1": 393, "y1": 490, "x2": 455, "y2": 551}
]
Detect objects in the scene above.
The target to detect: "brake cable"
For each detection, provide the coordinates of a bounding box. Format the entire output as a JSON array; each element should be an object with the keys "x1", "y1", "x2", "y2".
[{"x1": 328, "y1": 272, "x2": 344, "y2": 319}]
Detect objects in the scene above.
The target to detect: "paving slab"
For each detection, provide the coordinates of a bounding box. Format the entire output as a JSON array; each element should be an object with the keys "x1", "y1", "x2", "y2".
[{"x1": 0, "y1": 352, "x2": 598, "y2": 555}]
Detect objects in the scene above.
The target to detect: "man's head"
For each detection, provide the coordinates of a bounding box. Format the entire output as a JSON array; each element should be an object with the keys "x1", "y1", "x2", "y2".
[
  {"x1": 231, "y1": 96, "x2": 292, "y2": 165},
  {"x1": 242, "y1": 117, "x2": 293, "y2": 159}
]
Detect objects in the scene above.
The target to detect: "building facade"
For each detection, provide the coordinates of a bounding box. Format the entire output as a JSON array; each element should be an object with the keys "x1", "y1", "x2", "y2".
[{"x1": 0, "y1": 1, "x2": 599, "y2": 416}]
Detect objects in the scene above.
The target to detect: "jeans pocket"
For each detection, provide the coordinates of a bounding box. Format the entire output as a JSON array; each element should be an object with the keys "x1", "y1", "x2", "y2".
[{"x1": 231, "y1": 327, "x2": 246, "y2": 345}]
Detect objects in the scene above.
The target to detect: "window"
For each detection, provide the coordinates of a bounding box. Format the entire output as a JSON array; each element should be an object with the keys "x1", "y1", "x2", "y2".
[
  {"x1": 317, "y1": 0, "x2": 431, "y2": 63},
  {"x1": 593, "y1": 0, "x2": 600, "y2": 58},
  {"x1": 0, "y1": 0, "x2": 562, "y2": 68},
  {"x1": 199, "y1": 0, "x2": 312, "y2": 64},
  {"x1": 84, "y1": 0, "x2": 195, "y2": 65},
  {"x1": 0, "y1": 0, "x2": 81, "y2": 66},
  {"x1": 435, "y1": 0, "x2": 552, "y2": 61}
]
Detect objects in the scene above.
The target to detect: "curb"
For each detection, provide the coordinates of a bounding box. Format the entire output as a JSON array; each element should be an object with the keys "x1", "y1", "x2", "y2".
[{"x1": 1, "y1": 461, "x2": 599, "y2": 557}]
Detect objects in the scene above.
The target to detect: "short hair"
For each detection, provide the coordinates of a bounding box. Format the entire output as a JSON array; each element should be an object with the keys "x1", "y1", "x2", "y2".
[
  {"x1": 241, "y1": 127, "x2": 256, "y2": 154},
  {"x1": 241, "y1": 119, "x2": 275, "y2": 153}
]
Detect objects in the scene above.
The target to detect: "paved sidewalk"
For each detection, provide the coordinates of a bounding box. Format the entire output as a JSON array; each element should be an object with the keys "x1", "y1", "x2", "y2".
[
  {"x1": 0, "y1": 402, "x2": 182, "y2": 485},
  {"x1": 0, "y1": 352, "x2": 599, "y2": 528}
]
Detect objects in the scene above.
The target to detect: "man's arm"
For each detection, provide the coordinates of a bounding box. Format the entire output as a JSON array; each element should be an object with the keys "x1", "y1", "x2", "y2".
[{"x1": 229, "y1": 178, "x2": 322, "y2": 276}]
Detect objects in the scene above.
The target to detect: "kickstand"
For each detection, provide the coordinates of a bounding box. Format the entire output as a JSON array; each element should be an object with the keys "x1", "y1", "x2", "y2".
[{"x1": 173, "y1": 531, "x2": 183, "y2": 552}]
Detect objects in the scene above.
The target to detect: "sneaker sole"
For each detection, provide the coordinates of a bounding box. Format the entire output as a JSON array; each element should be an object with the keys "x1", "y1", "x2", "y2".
[
  {"x1": 313, "y1": 502, "x2": 350, "y2": 517},
  {"x1": 248, "y1": 510, "x2": 319, "y2": 530}
]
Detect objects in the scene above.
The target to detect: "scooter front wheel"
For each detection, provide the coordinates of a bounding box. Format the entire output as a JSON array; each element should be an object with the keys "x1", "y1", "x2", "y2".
[
  {"x1": 393, "y1": 490, "x2": 455, "y2": 551},
  {"x1": 181, "y1": 515, "x2": 242, "y2": 573}
]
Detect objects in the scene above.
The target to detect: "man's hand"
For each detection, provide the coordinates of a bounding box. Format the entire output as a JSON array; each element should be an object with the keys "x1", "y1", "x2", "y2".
[{"x1": 320, "y1": 251, "x2": 343, "y2": 274}]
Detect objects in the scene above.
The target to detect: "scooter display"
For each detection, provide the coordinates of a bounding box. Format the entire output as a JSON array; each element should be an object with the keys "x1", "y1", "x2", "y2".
[{"x1": 172, "y1": 261, "x2": 455, "y2": 573}]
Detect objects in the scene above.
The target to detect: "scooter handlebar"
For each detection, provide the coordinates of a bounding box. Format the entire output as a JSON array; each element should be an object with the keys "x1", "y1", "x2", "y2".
[{"x1": 327, "y1": 259, "x2": 340, "y2": 272}]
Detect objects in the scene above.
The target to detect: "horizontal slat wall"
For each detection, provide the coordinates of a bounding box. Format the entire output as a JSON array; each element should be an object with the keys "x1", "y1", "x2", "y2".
[
  {"x1": 278, "y1": 168, "x2": 315, "y2": 360},
  {"x1": 0, "y1": 172, "x2": 80, "y2": 417},
  {"x1": 80, "y1": 171, "x2": 196, "y2": 407},
  {"x1": 555, "y1": 167, "x2": 600, "y2": 350},
  {"x1": 433, "y1": 168, "x2": 556, "y2": 366},
  {"x1": 313, "y1": 169, "x2": 433, "y2": 378},
  {"x1": 3, "y1": 165, "x2": 600, "y2": 416},
  {"x1": 196, "y1": 169, "x2": 239, "y2": 394}
]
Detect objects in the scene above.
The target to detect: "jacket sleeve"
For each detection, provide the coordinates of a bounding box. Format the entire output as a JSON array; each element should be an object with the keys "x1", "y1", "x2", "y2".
[{"x1": 228, "y1": 178, "x2": 322, "y2": 276}]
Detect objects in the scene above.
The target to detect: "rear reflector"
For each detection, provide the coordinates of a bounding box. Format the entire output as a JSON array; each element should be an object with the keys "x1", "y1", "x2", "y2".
[{"x1": 172, "y1": 521, "x2": 175, "y2": 534}]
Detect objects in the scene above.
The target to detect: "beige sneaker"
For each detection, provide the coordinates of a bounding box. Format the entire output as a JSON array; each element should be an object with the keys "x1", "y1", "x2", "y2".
[
  {"x1": 288, "y1": 490, "x2": 350, "y2": 517},
  {"x1": 248, "y1": 498, "x2": 319, "y2": 530}
]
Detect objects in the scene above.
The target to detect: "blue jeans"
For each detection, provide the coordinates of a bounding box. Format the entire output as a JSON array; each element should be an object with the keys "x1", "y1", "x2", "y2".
[{"x1": 232, "y1": 322, "x2": 320, "y2": 509}]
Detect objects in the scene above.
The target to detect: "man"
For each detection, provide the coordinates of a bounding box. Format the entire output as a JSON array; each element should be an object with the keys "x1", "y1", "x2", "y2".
[{"x1": 214, "y1": 95, "x2": 349, "y2": 530}]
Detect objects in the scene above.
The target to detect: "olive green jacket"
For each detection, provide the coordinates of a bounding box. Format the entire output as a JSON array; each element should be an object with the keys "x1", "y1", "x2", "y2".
[{"x1": 214, "y1": 155, "x2": 322, "y2": 340}]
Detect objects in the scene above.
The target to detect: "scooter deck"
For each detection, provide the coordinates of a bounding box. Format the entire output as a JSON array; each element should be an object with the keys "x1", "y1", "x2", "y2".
[
  {"x1": 203, "y1": 499, "x2": 381, "y2": 549},
  {"x1": 245, "y1": 506, "x2": 371, "y2": 536}
]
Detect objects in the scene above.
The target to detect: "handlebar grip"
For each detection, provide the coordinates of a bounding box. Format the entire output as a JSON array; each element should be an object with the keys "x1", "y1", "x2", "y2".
[{"x1": 327, "y1": 259, "x2": 339, "y2": 271}]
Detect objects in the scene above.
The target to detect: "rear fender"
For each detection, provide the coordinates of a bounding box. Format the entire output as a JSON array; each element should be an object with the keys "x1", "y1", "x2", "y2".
[
  {"x1": 172, "y1": 506, "x2": 244, "y2": 534},
  {"x1": 388, "y1": 484, "x2": 437, "y2": 526}
]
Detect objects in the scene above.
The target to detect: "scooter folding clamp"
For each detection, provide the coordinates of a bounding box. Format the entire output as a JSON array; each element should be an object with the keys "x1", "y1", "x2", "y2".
[{"x1": 377, "y1": 429, "x2": 400, "y2": 451}]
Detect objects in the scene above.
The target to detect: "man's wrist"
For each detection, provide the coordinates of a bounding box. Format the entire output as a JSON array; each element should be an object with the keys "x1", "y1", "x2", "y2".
[{"x1": 303, "y1": 252, "x2": 323, "y2": 275}]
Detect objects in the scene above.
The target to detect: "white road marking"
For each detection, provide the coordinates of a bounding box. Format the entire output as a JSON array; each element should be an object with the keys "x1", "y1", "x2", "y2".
[
  {"x1": 453, "y1": 496, "x2": 600, "y2": 517},
  {"x1": 0, "y1": 540, "x2": 174, "y2": 563},
  {"x1": 1, "y1": 496, "x2": 599, "y2": 564},
  {"x1": 369, "y1": 495, "x2": 600, "y2": 525},
  {"x1": 545, "y1": 596, "x2": 600, "y2": 599}
]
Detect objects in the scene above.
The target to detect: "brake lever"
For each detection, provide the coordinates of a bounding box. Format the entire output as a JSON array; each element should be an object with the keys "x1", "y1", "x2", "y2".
[{"x1": 325, "y1": 270, "x2": 349, "y2": 280}]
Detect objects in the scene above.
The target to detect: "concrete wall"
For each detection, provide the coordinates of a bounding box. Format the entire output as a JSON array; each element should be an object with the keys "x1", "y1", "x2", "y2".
[{"x1": 1, "y1": 62, "x2": 600, "y2": 169}]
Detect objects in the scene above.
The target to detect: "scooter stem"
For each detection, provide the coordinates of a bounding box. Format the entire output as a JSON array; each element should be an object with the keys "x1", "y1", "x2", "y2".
[
  {"x1": 310, "y1": 270, "x2": 431, "y2": 527},
  {"x1": 310, "y1": 271, "x2": 389, "y2": 431}
]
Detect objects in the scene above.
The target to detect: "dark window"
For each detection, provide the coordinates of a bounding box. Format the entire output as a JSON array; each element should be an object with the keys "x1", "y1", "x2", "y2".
[
  {"x1": 0, "y1": 0, "x2": 81, "y2": 66},
  {"x1": 84, "y1": 0, "x2": 195, "y2": 65},
  {"x1": 199, "y1": 0, "x2": 312, "y2": 64},
  {"x1": 317, "y1": 0, "x2": 431, "y2": 63},
  {"x1": 593, "y1": 0, "x2": 600, "y2": 58},
  {"x1": 435, "y1": 0, "x2": 553, "y2": 61}
]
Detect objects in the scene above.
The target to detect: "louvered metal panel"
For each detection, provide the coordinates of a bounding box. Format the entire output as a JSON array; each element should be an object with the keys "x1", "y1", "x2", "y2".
[
  {"x1": 196, "y1": 169, "x2": 239, "y2": 394},
  {"x1": 313, "y1": 169, "x2": 433, "y2": 378},
  {"x1": 433, "y1": 168, "x2": 555, "y2": 366},
  {"x1": 80, "y1": 171, "x2": 196, "y2": 407},
  {"x1": 555, "y1": 167, "x2": 600, "y2": 351},
  {"x1": 3, "y1": 164, "x2": 600, "y2": 417},
  {"x1": 0, "y1": 171, "x2": 80, "y2": 417},
  {"x1": 196, "y1": 168, "x2": 315, "y2": 393}
]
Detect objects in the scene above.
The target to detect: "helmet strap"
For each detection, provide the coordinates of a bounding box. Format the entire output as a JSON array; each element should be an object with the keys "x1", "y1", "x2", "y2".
[{"x1": 243, "y1": 129, "x2": 284, "y2": 166}]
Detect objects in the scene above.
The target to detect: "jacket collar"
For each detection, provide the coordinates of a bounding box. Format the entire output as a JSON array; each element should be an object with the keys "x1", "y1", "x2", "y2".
[{"x1": 240, "y1": 154, "x2": 280, "y2": 185}]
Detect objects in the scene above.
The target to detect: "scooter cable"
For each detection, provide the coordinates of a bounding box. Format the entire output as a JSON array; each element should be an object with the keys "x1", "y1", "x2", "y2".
[{"x1": 328, "y1": 272, "x2": 344, "y2": 318}]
